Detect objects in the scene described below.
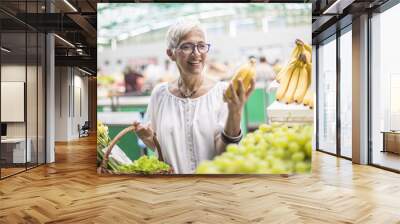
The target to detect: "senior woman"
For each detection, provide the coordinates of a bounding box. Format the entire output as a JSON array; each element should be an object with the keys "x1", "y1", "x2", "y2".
[{"x1": 133, "y1": 21, "x2": 255, "y2": 174}]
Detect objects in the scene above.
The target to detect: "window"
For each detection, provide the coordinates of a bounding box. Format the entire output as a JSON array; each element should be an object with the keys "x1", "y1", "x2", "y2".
[
  {"x1": 317, "y1": 36, "x2": 337, "y2": 154},
  {"x1": 371, "y1": 3, "x2": 400, "y2": 171},
  {"x1": 339, "y1": 28, "x2": 352, "y2": 158}
]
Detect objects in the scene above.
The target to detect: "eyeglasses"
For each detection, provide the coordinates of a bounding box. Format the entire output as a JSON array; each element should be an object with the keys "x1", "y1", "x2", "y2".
[{"x1": 177, "y1": 42, "x2": 211, "y2": 54}]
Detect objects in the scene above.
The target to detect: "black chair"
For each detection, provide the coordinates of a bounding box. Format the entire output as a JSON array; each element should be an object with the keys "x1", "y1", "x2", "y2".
[{"x1": 79, "y1": 121, "x2": 90, "y2": 138}]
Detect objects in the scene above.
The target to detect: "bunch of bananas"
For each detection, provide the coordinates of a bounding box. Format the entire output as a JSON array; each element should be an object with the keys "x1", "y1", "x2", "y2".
[
  {"x1": 224, "y1": 58, "x2": 256, "y2": 100},
  {"x1": 275, "y1": 39, "x2": 314, "y2": 108}
]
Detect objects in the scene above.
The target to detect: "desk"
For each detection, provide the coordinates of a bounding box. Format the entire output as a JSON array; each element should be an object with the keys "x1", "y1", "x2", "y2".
[
  {"x1": 381, "y1": 131, "x2": 400, "y2": 154},
  {"x1": 1, "y1": 138, "x2": 31, "y2": 163}
]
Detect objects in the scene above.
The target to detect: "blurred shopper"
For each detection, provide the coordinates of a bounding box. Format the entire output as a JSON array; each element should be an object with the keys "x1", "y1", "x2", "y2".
[
  {"x1": 255, "y1": 56, "x2": 275, "y2": 89},
  {"x1": 132, "y1": 20, "x2": 255, "y2": 174},
  {"x1": 123, "y1": 66, "x2": 144, "y2": 94}
]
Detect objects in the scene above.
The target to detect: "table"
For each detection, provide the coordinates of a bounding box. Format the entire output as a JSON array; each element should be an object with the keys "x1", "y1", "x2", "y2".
[
  {"x1": 1, "y1": 138, "x2": 32, "y2": 164},
  {"x1": 381, "y1": 131, "x2": 400, "y2": 154}
]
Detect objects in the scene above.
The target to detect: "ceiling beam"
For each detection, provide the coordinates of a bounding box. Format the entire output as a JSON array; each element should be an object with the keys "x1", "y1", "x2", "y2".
[
  {"x1": 67, "y1": 13, "x2": 97, "y2": 46},
  {"x1": 55, "y1": 55, "x2": 96, "y2": 70}
]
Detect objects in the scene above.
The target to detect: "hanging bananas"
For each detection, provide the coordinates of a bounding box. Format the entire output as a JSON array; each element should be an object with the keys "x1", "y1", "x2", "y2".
[
  {"x1": 275, "y1": 39, "x2": 314, "y2": 108},
  {"x1": 225, "y1": 58, "x2": 256, "y2": 100}
]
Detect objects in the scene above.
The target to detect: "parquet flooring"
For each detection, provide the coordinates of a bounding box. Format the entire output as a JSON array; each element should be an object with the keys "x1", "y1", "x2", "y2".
[
  {"x1": 1, "y1": 167, "x2": 25, "y2": 177},
  {"x1": 1, "y1": 135, "x2": 400, "y2": 223}
]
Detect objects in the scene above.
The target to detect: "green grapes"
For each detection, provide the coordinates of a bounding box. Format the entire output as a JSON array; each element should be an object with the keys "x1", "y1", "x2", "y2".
[
  {"x1": 195, "y1": 123, "x2": 313, "y2": 174},
  {"x1": 118, "y1": 155, "x2": 170, "y2": 174},
  {"x1": 291, "y1": 152, "x2": 305, "y2": 162}
]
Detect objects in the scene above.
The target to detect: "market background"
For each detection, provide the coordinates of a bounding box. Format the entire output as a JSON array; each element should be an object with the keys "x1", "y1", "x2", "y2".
[{"x1": 97, "y1": 3, "x2": 312, "y2": 168}]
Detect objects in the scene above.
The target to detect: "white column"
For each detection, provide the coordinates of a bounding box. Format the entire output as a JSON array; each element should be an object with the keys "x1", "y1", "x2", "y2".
[
  {"x1": 46, "y1": 0, "x2": 55, "y2": 163},
  {"x1": 352, "y1": 14, "x2": 369, "y2": 164}
]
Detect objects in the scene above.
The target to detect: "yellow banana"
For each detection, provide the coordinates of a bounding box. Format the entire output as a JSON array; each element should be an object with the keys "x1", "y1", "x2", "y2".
[
  {"x1": 302, "y1": 86, "x2": 312, "y2": 106},
  {"x1": 295, "y1": 39, "x2": 312, "y2": 64},
  {"x1": 290, "y1": 44, "x2": 302, "y2": 61},
  {"x1": 276, "y1": 60, "x2": 296, "y2": 83},
  {"x1": 282, "y1": 65, "x2": 301, "y2": 104},
  {"x1": 303, "y1": 43, "x2": 312, "y2": 60},
  {"x1": 225, "y1": 59, "x2": 256, "y2": 99},
  {"x1": 275, "y1": 65, "x2": 287, "y2": 83},
  {"x1": 276, "y1": 62, "x2": 297, "y2": 101},
  {"x1": 309, "y1": 94, "x2": 314, "y2": 109},
  {"x1": 293, "y1": 65, "x2": 309, "y2": 104},
  {"x1": 306, "y1": 62, "x2": 312, "y2": 81}
]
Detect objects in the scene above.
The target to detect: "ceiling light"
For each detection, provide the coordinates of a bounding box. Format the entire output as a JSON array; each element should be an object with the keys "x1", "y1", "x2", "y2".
[
  {"x1": 78, "y1": 67, "x2": 92, "y2": 76},
  {"x1": 54, "y1": 34, "x2": 75, "y2": 48},
  {"x1": 63, "y1": 0, "x2": 78, "y2": 12},
  {"x1": 323, "y1": 0, "x2": 354, "y2": 15},
  {"x1": 1, "y1": 47, "x2": 11, "y2": 53}
]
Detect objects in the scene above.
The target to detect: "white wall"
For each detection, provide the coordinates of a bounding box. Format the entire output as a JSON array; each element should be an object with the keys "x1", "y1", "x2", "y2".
[
  {"x1": 54, "y1": 67, "x2": 89, "y2": 141},
  {"x1": 55, "y1": 67, "x2": 69, "y2": 141},
  {"x1": 1, "y1": 65, "x2": 26, "y2": 138}
]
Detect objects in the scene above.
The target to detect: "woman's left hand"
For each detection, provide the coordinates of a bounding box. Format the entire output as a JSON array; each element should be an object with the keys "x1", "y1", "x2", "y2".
[{"x1": 224, "y1": 78, "x2": 256, "y2": 114}]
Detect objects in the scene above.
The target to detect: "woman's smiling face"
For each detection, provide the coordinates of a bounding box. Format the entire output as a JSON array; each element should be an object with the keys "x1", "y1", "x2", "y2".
[{"x1": 173, "y1": 30, "x2": 208, "y2": 76}]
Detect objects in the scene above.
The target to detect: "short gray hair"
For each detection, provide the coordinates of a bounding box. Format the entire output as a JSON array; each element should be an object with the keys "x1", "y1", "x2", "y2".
[{"x1": 166, "y1": 20, "x2": 207, "y2": 50}]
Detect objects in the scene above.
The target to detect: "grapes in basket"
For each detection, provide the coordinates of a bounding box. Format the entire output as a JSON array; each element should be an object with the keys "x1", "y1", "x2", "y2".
[
  {"x1": 196, "y1": 123, "x2": 312, "y2": 174},
  {"x1": 118, "y1": 155, "x2": 171, "y2": 174}
]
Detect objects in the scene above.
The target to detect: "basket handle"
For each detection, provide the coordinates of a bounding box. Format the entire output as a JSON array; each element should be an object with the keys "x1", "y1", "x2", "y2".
[
  {"x1": 152, "y1": 133, "x2": 164, "y2": 162},
  {"x1": 98, "y1": 125, "x2": 164, "y2": 173}
]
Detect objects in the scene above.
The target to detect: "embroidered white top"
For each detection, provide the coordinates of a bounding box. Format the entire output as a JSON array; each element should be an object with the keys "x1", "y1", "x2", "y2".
[{"x1": 144, "y1": 81, "x2": 229, "y2": 174}]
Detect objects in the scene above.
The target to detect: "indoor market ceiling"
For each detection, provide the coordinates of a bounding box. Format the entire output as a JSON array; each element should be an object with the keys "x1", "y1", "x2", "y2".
[{"x1": 97, "y1": 3, "x2": 311, "y2": 46}]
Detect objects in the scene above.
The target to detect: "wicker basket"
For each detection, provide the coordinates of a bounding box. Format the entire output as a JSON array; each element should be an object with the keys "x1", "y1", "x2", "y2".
[{"x1": 97, "y1": 125, "x2": 173, "y2": 174}]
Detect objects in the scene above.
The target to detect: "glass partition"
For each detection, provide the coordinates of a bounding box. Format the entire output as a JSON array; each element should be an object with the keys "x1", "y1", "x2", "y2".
[
  {"x1": 317, "y1": 36, "x2": 337, "y2": 155},
  {"x1": 0, "y1": 1, "x2": 46, "y2": 179},
  {"x1": 1, "y1": 30, "x2": 27, "y2": 177}
]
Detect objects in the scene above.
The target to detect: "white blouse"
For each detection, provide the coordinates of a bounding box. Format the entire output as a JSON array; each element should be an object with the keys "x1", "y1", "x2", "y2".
[{"x1": 144, "y1": 81, "x2": 229, "y2": 174}]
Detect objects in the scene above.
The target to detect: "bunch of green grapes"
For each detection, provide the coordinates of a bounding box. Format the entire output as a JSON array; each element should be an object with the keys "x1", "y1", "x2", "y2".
[
  {"x1": 196, "y1": 123, "x2": 313, "y2": 174},
  {"x1": 118, "y1": 155, "x2": 170, "y2": 174}
]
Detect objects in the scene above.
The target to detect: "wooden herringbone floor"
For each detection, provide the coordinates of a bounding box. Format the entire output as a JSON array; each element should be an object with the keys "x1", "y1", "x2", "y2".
[{"x1": 1, "y1": 135, "x2": 400, "y2": 224}]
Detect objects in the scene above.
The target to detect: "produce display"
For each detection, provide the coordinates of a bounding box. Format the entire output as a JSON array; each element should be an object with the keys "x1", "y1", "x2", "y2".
[
  {"x1": 97, "y1": 121, "x2": 171, "y2": 174},
  {"x1": 224, "y1": 58, "x2": 256, "y2": 100},
  {"x1": 196, "y1": 123, "x2": 312, "y2": 174},
  {"x1": 117, "y1": 155, "x2": 170, "y2": 174},
  {"x1": 97, "y1": 121, "x2": 111, "y2": 150},
  {"x1": 97, "y1": 121, "x2": 121, "y2": 171},
  {"x1": 275, "y1": 39, "x2": 314, "y2": 108}
]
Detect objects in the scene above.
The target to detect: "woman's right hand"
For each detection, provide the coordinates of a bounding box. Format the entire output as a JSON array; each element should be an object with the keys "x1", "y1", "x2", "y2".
[{"x1": 133, "y1": 121, "x2": 154, "y2": 140}]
